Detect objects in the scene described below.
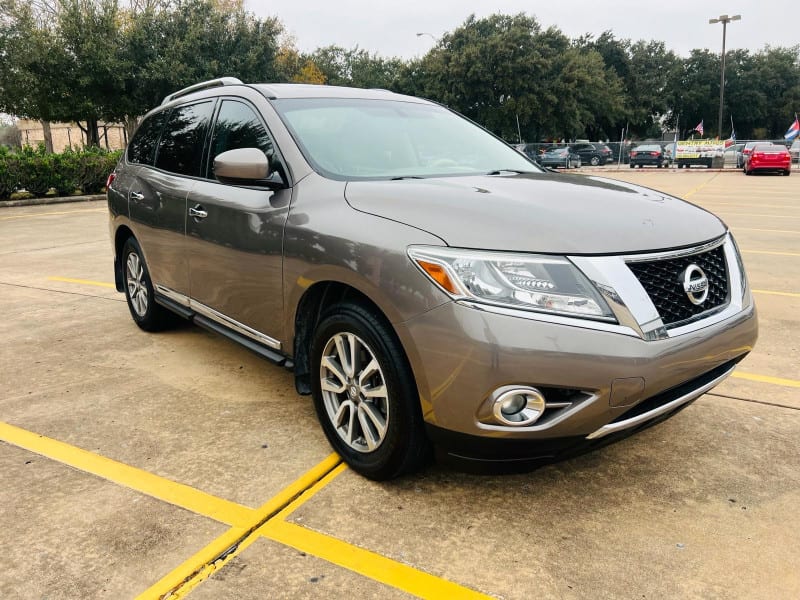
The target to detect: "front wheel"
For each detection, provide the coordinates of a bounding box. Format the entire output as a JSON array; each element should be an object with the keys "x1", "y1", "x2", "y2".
[{"x1": 311, "y1": 303, "x2": 430, "y2": 480}]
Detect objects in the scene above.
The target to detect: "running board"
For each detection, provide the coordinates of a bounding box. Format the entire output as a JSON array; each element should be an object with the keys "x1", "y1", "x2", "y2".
[{"x1": 193, "y1": 314, "x2": 287, "y2": 367}]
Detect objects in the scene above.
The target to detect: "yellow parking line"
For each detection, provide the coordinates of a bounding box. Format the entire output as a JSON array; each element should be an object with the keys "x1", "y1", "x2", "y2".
[
  {"x1": 717, "y1": 213, "x2": 800, "y2": 219},
  {"x1": 683, "y1": 173, "x2": 720, "y2": 198},
  {"x1": 732, "y1": 372, "x2": 800, "y2": 388},
  {"x1": 698, "y1": 202, "x2": 797, "y2": 210},
  {"x1": 257, "y1": 462, "x2": 491, "y2": 600},
  {"x1": 140, "y1": 454, "x2": 341, "y2": 600},
  {"x1": 733, "y1": 227, "x2": 800, "y2": 234},
  {"x1": 0, "y1": 421, "x2": 254, "y2": 527},
  {"x1": 742, "y1": 250, "x2": 800, "y2": 257},
  {"x1": 0, "y1": 208, "x2": 106, "y2": 221},
  {"x1": 752, "y1": 289, "x2": 800, "y2": 298},
  {"x1": 48, "y1": 276, "x2": 116, "y2": 288},
  {"x1": 262, "y1": 521, "x2": 492, "y2": 600}
]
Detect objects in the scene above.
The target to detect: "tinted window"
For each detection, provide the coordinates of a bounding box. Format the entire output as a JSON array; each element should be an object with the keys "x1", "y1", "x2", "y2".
[
  {"x1": 207, "y1": 100, "x2": 274, "y2": 178},
  {"x1": 155, "y1": 101, "x2": 214, "y2": 176},
  {"x1": 127, "y1": 111, "x2": 167, "y2": 165}
]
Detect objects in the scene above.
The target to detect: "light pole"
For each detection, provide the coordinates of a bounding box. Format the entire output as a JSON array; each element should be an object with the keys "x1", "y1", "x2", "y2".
[{"x1": 709, "y1": 14, "x2": 741, "y2": 140}]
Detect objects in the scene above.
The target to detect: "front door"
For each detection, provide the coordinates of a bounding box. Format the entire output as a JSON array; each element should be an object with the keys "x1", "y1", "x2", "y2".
[{"x1": 186, "y1": 98, "x2": 290, "y2": 346}]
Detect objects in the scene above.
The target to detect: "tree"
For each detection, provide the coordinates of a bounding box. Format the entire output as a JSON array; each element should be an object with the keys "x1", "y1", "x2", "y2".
[
  {"x1": 1, "y1": 0, "x2": 285, "y2": 146},
  {"x1": 309, "y1": 45, "x2": 403, "y2": 89},
  {"x1": 399, "y1": 14, "x2": 624, "y2": 141},
  {"x1": 118, "y1": 0, "x2": 284, "y2": 133}
]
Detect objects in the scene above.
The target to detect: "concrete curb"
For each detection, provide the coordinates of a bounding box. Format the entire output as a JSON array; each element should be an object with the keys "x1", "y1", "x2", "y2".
[{"x1": 0, "y1": 194, "x2": 106, "y2": 208}]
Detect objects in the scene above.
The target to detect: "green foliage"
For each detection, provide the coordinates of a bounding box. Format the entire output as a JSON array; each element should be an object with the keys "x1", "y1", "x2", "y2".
[
  {"x1": 396, "y1": 14, "x2": 625, "y2": 141},
  {"x1": 0, "y1": 146, "x2": 121, "y2": 200},
  {"x1": 308, "y1": 45, "x2": 404, "y2": 89},
  {"x1": 1, "y1": 3, "x2": 798, "y2": 144},
  {"x1": 1, "y1": 0, "x2": 284, "y2": 143}
]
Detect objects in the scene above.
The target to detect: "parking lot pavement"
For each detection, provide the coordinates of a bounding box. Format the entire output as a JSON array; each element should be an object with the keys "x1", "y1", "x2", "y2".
[{"x1": 0, "y1": 170, "x2": 798, "y2": 599}]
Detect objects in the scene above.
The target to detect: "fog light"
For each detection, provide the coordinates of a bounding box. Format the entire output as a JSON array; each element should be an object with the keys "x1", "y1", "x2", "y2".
[{"x1": 492, "y1": 387, "x2": 546, "y2": 426}]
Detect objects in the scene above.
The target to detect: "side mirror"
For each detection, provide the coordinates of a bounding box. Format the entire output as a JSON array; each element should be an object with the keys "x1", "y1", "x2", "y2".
[{"x1": 213, "y1": 148, "x2": 286, "y2": 189}]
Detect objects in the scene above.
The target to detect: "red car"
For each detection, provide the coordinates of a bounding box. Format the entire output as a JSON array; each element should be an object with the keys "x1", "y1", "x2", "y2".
[{"x1": 744, "y1": 143, "x2": 791, "y2": 176}]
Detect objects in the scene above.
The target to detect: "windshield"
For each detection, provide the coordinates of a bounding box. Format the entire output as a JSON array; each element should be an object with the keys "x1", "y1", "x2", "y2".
[{"x1": 271, "y1": 98, "x2": 540, "y2": 179}]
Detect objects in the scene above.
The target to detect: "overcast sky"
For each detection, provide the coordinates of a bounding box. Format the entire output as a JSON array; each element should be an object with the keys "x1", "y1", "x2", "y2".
[{"x1": 246, "y1": 0, "x2": 799, "y2": 58}]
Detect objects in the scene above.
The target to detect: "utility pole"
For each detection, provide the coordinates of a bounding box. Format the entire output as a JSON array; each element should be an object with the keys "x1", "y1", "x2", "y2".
[{"x1": 709, "y1": 14, "x2": 741, "y2": 140}]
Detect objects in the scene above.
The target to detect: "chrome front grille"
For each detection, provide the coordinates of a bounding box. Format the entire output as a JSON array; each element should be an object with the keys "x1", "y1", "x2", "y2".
[{"x1": 626, "y1": 244, "x2": 729, "y2": 327}]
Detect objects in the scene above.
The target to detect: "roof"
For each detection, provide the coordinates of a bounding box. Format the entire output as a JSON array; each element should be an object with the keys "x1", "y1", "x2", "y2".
[{"x1": 251, "y1": 83, "x2": 427, "y2": 103}]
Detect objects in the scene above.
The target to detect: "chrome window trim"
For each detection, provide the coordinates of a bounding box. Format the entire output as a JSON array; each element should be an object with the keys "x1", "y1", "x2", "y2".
[{"x1": 154, "y1": 284, "x2": 282, "y2": 350}]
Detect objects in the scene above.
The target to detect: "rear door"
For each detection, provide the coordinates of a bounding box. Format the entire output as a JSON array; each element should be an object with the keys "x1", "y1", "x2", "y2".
[
  {"x1": 129, "y1": 100, "x2": 215, "y2": 301},
  {"x1": 186, "y1": 95, "x2": 291, "y2": 346}
]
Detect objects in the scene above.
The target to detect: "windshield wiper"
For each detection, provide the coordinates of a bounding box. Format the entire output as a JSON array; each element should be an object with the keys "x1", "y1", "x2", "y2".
[
  {"x1": 390, "y1": 175, "x2": 425, "y2": 180},
  {"x1": 485, "y1": 169, "x2": 529, "y2": 175}
]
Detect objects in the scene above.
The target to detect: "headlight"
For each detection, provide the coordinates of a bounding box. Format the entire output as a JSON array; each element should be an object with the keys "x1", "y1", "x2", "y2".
[{"x1": 408, "y1": 246, "x2": 615, "y2": 321}]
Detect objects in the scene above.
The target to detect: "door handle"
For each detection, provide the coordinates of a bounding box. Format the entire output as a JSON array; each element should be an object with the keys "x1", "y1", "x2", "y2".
[
  {"x1": 188, "y1": 205, "x2": 208, "y2": 220},
  {"x1": 130, "y1": 191, "x2": 144, "y2": 201}
]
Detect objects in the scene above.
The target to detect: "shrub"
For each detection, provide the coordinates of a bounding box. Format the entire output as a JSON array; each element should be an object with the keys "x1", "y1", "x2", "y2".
[{"x1": 0, "y1": 145, "x2": 122, "y2": 200}]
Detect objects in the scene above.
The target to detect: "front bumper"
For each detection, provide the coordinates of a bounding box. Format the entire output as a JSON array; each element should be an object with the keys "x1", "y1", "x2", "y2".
[{"x1": 395, "y1": 236, "x2": 758, "y2": 462}]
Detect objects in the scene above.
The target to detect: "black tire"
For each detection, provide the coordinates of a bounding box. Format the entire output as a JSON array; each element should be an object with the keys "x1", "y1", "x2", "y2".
[
  {"x1": 121, "y1": 237, "x2": 175, "y2": 332},
  {"x1": 784, "y1": 170, "x2": 791, "y2": 176},
  {"x1": 310, "y1": 302, "x2": 431, "y2": 480},
  {"x1": 629, "y1": 163, "x2": 635, "y2": 168},
  {"x1": 590, "y1": 156, "x2": 600, "y2": 166}
]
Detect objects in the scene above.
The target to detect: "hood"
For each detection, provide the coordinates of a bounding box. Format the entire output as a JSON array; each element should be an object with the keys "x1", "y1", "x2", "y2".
[{"x1": 344, "y1": 173, "x2": 727, "y2": 255}]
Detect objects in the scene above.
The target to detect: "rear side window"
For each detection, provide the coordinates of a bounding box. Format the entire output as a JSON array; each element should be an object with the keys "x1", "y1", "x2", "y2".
[
  {"x1": 207, "y1": 100, "x2": 275, "y2": 178},
  {"x1": 155, "y1": 101, "x2": 214, "y2": 176},
  {"x1": 127, "y1": 111, "x2": 167, "y2": 165}
]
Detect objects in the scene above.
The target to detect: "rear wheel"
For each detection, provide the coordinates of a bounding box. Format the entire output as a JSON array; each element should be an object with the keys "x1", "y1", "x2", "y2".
[
  {"x1": 122, "y1": 238, "x2": 175, "y2": 331},
  {"x1": 310, "y1": 303, "x2": 430, "y2": 480},
  {"x1": 784, "y1": 169, "x2": 791, "y2": 176},
  {"x1": 590, "y1": 156, "x2": 600, "y2": 166}
]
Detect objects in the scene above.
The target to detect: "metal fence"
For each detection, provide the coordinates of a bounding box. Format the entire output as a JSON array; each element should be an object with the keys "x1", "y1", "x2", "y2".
[{"x1": 513, "y1": 139, "x2": 799, "y2": 166}]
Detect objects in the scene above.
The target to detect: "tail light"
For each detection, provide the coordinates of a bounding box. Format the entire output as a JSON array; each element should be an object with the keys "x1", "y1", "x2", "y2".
[
  {"x1": 106, "y1": 173, "x2": 116, "y2": 190},
  {"x1": 631, "y1": 151, "x2": 638, "y2": 157},
  {"x1": 651, "y1": 152, "x2": 659, "y2": 157}
]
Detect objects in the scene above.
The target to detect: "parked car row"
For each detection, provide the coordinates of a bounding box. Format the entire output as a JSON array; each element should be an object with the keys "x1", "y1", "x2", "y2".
[
  {"x1": 515, "y1": 139, "x2": 798, "y2": 172},
  {"x1": 515, "y1": 142, "x2": 614, "y2": 169}
]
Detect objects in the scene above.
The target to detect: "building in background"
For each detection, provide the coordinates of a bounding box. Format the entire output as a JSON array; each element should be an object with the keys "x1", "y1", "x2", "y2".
[{"x1": 15, "y1": 120, "x2": 127, "y2": 152}]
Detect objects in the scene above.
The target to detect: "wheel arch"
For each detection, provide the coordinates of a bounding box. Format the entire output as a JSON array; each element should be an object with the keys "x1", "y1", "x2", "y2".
[
  {"x1": 292, "y1": 281, "x2": 391, "y2": 395},
  {"x1": 113, "y1": 224, "x2": 136, "y2": 292},
  {"x1": 290, "y1": 280, "x2": 430, "y2": 406}
]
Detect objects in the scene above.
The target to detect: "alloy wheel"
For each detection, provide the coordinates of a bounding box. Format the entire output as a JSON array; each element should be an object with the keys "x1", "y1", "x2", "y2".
[
  {"x1": 319, "y1": 332, "x2": 389, "y2": 453},
  {"x1": 126, "y1": 252, "x2": 148, "y2": 317}
]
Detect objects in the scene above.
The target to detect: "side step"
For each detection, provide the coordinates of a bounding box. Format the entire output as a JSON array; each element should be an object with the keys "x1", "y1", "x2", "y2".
[{"x1": 154, "y1": 293, "x2": 291, "y2": 369}]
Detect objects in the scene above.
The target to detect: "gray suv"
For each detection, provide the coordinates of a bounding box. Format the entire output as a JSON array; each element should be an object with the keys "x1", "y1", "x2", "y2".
[{"x1": 108, "y1": 78, "x2": 758, "y2": 480}]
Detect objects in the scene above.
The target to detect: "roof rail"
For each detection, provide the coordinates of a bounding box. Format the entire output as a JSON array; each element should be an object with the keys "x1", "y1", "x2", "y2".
[{"x1": 161, "y1": 77, "x2": 244, "y2": 106}]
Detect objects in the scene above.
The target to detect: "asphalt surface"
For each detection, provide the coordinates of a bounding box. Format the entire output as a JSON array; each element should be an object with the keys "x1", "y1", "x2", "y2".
[{"x1": 1, "y1": 169, "x2": 798, "y2": 599}]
